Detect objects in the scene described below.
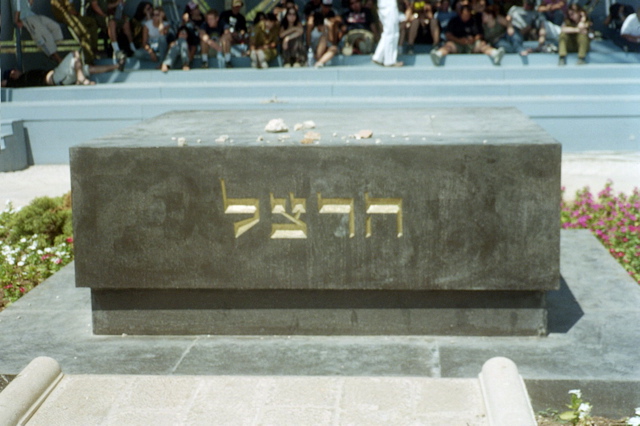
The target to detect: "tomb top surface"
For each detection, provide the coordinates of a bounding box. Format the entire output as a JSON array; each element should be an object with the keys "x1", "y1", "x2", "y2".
[{"x1": 75, "y1": 108, "x2": 558, "y2": 148}]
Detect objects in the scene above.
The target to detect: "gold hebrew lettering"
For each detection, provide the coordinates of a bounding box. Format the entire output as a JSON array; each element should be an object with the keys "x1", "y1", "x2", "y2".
[
  {"x1": 270, "y1": 193, "x2": 308, "y2": 239},
  {"x1": 220, "y1": 179, "x2": 260, "y2": 238},
  {"x1": 365, "y1": 192, "x2": 403, "y2": 238},
  {"x1": 317, "y1": 194, "x2": 355, "y2": 238}
]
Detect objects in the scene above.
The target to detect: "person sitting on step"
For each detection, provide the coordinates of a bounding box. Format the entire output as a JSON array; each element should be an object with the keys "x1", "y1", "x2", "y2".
[
  {"x1": 219, "y1": 0, "x2": 249, "y2": 68},
  {"x1": 309, "y1": 10, "x2": 338, "y2": 67},
  {"x1": 161, "y1": 25, "x2": 191, "y2": 71},
  {"x1": 87, "y1": 0, "x2": 135, "y2": 61},
  {"x1": 134, "y1": 5, "x2": 170, "y2": 66},
  {"x1": 557, "y1": 3, "x2": 591, "y2": 65},
  {"x1": 12, "y1": 0, "x2": 64, "y2": 63},
  {"x1": 620, "y1": 7, "x2": 640, "y2": 52},
  {"x1": 400, "y1": 0, "x2": 440, "y2": 54},
  {"x1": 482, "y1": 4, "x2": 522, "y2": 54},
  {"x1": 430, "y1": 4, "x2": 505, "y2": 66},
  {"x1": 338, "y1": 0, "x2": 378, "y2": 55},
  {"x1": 507, "y1": 0, "x2": 548, "y2": 55},
  {"x1": 199, "y1": 9, "x2": 223, "y2": 68},
  {"x1": 250, "y1": 12, "x2": 280, "y2": 68},
  {"x1": 280, "y1": 6, "x2": 306, "y2": 67}
]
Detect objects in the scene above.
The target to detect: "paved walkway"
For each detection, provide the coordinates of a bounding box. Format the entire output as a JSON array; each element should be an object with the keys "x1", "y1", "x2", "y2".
[
  {"x1": 1, "y1": 152, "x2": 638, "y2": 208},
  {"x1": 0, "y1": 357, "x2": 536, "y2": 426}
]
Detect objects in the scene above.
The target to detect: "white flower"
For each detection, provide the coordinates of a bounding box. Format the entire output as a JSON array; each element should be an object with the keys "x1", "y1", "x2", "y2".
[
  {"x1": 578, "y1": 402, "x2": 592, "y2": 419},
  {"x1": 628, "y1": 417, "x2": 640, "y2": 426},
  {"x1": 28, "y1": 242, "x2": 38, "y2": 251},
  {"x1": 636, "y1": 408, "x2": 640, "y2": 415},
  {"x1": 17, "y1": 261, "x2": 24, "y2": 267},
  {"x1": 568, "y1": 389, "x2": 582, "y2": 398},
  {"x1": 19, "y1": 237, "x2": 27, "y2": 243}
]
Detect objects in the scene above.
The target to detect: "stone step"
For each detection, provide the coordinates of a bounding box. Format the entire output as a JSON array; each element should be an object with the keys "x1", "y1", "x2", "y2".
[
  {"x1": 4, "y1": 76, "x2": 640, "y2": 103},
  {"x1": 0, "y1": 356, "x2": 536, "y2": 426}
]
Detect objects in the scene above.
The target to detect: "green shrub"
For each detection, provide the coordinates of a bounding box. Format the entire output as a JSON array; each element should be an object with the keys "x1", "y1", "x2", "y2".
[
  {"x1": 2, "y1": 193, "x2": 73, "y2": 246},
  {"x1": 1, "y1": 194, "x2": 74, "y2": 310}
]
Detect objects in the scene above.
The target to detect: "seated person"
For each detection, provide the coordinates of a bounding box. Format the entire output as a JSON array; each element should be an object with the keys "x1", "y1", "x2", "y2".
[
  {"x1": 430, "y1": 4, "x2": 505, "y2": 65},
  {"x1": 310, "y1": 10, "x2": 338, "y2": 67},
  {"x1": 13, "y1": 0, "x2": 64, "y2": 63},
  {"x1": 51, "y1": 0, "x2": 99, "y2": 64},
  {"x1": 161, "y1": 25, "x2": 190, "y2": 72},
  {"x1": 220, "y1": 0, "x2": 249, "y2": 68},
  {"x1": 280, "y1": 6, "x2": 306, "y2": 66},
  {"x1": 306, "y1": 0, "x2": 342, "y2": 48},
  {"x1": 134, "y1": 6, "x2": 170, "y2": 64},
  {"x1": 2, "y1": 50, "x2": 122, "y2": 88},
  {"x1": 88, "y1": 0, "x2": 135, "y2": 60},
  {"x1": 507, "y1": 0, "x2": 548, "y2": 53},
  {"x1": 199, "y1": 9, "x2": 223, "y2": 68},
  {"x1": 603, "y1": 3, "x2": 633, "y2": 48},
  {"x1": 181, "y1": 2, "x2": 205, "y2": 68},
  {"x1": 620, "y1": 7, "x2": 640, "y2": 52},
  {"x1": 250, "y1": 12, "x2": 280, "y2": 68},
  {"x1": 482, "y1": 4, "x2": 523, "y2": 54},
  {"x1": 435, "y1": 0, "x2": 457, "y2": 43},
  {"x1": 557, "y1": 3, "x2": 590, "y2": 65},
  {"x1": 339, "y1": 0, "x2": 378, "y2": 54},
  {"x1": 401, "y1": 0, "x2": 440, "y2": 54}
]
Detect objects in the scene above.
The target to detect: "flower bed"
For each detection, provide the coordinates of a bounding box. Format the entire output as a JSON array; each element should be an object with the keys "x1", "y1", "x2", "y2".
[
  {"x1": 1, "y1": 194, "x2": 74, "y2": 310},
  {"x1": 561, "y1": 183, "x2": 640, "y2": 285}
]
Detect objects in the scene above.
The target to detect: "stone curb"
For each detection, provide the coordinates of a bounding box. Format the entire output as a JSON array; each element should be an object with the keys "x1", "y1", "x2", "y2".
[
  {"x1": 0, "y1": 357, "x2": 63, "y2": 426},
  {"x1": 479, "y1": 357, "x2": 536, "y2": 426}
]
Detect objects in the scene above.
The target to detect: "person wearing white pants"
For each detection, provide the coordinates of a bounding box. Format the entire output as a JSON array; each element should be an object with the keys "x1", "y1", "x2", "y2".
[
  {"x1": 371, "y1": 0, "x2": 403, "y2": 67},
  {"x1": 13, "y1": 0, "x2": 64, "y2": 63}
]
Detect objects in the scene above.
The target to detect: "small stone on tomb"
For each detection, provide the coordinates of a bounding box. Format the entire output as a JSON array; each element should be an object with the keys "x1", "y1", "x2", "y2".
[
  {"x1": 304, "y1": 131, "x2": 321, "y2": 141},
  {"x1": 177, "y1": 138, "x2": 187, "y2": 147},
  {"x1": 215, "y1": 135, "x2": 229, "y2": 143},
  {"x1": 294, "y1": 121, "x2": 316, "y2": 131},
  {"x1": 265, "y1": 118, "x2": 288, "y2": 133},
  {"x1": 355, "y1": 130, "x2": 373, "y2": 139}
]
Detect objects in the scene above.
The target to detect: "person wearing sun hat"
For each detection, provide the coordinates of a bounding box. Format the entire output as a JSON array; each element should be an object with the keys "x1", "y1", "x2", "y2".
[{"x1": 219, "y1": 0, "x2": 249, "y2": 67}]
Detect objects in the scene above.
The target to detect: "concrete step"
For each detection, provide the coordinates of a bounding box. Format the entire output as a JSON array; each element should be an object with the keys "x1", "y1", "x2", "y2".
[
  {"x1": 4, "y1": 76, "x2": 640, "y2": 103},
  {"x1": 0, "y1": 356, "x2": 536, "y2": 426},
  {"x1": 0, "y1": 120, "x2": 30, "y2": 172}
]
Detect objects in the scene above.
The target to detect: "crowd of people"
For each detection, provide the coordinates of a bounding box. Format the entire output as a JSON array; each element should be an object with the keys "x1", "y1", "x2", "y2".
[{"x1": 3, "y1": 0, "x2": 640, "y2": 86}]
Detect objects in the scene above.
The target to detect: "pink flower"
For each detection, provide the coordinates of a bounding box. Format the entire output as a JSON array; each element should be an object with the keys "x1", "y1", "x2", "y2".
[
  {"x1": 3, "y1": 284, "x2": 13, "y2": 289},
  {"x1": 66, "y1": 237, "x2": 74, "y2": 244},
  {"x1": 19, "y1": 287, "x2": 25, "y2": 293}
]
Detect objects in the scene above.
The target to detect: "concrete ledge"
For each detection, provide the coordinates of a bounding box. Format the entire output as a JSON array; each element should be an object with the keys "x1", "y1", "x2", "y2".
[
  {"x1": 8, "y1": 356, "x2": 538, "y2": 424},
  {"x1": 91, "y1": 289, "x2": 548, "y2": 336},
  {"x1": 0, "y1": 121, "x2": 30, "y2": 172},
  {"x1": 479, "y1": 357, "x2": 536, "y2": 426},
  {"x1": 0, "y1": 356, "x2": 63, "y2": 426}
]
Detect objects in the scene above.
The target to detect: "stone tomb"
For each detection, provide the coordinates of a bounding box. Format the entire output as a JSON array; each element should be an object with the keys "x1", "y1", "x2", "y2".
[{"x1": 70, "y1": 108, "x2": 561, "y2": 336}]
